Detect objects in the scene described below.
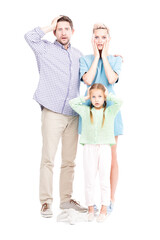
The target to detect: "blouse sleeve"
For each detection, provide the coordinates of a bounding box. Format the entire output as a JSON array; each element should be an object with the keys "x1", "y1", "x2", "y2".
[
  {"x1": 112, "y1": 56, "x2": 122, "y2": 83},
  {"x1": 79, "y1": 56, "x2": 89, "y2": 81}
]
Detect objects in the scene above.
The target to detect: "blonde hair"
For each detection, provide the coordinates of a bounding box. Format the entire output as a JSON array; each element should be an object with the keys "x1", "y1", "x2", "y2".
[
  {"x1": 93, "y1": 23, "x2": 110, "y2": 37},
  {"x1": 89, "y1": 83, "x2": 107, "y2": 128}
]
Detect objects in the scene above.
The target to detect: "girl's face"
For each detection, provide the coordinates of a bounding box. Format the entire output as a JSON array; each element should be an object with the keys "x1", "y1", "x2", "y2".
[
  {"x1": 90, "y1": 89, "x2": 105, "y2": 109},
  {"x1": 93, "y1": 29, "x2": 108, "y2": 50}
]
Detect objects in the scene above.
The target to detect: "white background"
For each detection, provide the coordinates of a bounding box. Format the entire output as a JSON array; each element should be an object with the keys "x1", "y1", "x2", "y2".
[{"x1": 0, "y1": 0, "x2": 160, "y2": 239}]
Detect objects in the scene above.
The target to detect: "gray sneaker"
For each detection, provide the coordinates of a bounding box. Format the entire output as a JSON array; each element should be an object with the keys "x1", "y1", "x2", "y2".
[
  {"x1": 41, "y1": 203, "x2": 53, "y2": 218},
  {"x1": 60, "y1": 199, "x2": 88, "y2": 213}
]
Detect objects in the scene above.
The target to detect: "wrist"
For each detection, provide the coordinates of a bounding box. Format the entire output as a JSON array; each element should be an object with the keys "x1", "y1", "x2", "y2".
[
  {"x1": 102, "y1": 53, "x2": 109, "y2": 59},
  {"x1": 84, "y1": 96, "x2": 90, "y2": 101},
  {"x1": 41, "y1": 25, "x2": 54, "y2": 34},
  {"x1": 94, "y1": 55, "x2": 99, "y2": 61}
]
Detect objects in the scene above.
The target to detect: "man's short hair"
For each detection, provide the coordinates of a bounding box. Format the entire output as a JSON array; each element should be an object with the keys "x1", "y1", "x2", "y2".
[{"x1": 57, "y1": 15, "x2": 73, "y2": 29}]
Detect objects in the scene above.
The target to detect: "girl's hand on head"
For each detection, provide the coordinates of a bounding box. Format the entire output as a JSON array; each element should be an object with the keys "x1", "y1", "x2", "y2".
[
  {"x1": 104, "y1": 87, "x2": 108, "y2": 98},
  {"x1": 85, "y1": 86, "x2": 91, "y2": 100},
  {"x1": 87, "y1": 86, "x2": 91, "y2": 98}
]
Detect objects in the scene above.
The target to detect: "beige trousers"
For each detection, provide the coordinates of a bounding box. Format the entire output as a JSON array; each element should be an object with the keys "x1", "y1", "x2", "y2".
[{"x1": 39, "y1": 108, "x2": 79, "y2": 205}]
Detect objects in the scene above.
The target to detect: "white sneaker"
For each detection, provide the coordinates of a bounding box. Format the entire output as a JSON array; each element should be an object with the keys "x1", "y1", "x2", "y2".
[
  {"x1": 41, "y1": 203, "x2": 53, "y2": 218},
  {"x1": 60, "y1": 199, "x2": 87, "y2": 213},
  {"x1": 96, "y1": 213, "x2": 108, "y2": 223},
  {"x1": 88, "y1": 212, "x2": 94, "y2": 222}
]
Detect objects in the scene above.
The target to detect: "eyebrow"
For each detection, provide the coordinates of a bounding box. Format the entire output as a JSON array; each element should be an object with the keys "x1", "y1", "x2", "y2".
[{"x1": 94, "y1": 35, "x2": 107, "y2": 37}]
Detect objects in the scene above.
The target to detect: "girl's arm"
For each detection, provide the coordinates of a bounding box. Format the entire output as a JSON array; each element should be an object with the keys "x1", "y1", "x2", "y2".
[
  {"x1": 69, "y1": 95, "x2": 90, "y2": 117},
  {"x1": 107, "y1": 93, "x2": 123, "y2": 117}
]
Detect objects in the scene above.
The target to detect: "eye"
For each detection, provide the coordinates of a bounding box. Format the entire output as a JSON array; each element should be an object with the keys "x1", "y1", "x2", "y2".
[
  {"x1": 95, "y1": 36, "x2": 99, "y2": 39},
  {"x1": 92, "y1": 96, "x2": 95, "y2": 98},
  {"x1": 102, "y1": 36, "x2": 106, "y2": 39}
]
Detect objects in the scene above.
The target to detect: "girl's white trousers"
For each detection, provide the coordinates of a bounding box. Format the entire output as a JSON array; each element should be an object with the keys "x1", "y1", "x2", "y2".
[{"x1": 83, "y1": 144, "x2": 111, "y2": 206}]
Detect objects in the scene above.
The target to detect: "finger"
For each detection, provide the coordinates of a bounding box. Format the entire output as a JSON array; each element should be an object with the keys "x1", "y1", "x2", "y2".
[
  {"x1": 91, "y1": 37, "x2": 95, "y2": 46},
  {"x1": 51, "y1": 16, "x2": 61, "y2": 25}
]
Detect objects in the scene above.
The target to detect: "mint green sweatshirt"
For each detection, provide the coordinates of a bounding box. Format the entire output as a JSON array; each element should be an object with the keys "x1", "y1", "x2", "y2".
[{"x1": 69, "y1": 93, "x2": 123, "y2": 145}]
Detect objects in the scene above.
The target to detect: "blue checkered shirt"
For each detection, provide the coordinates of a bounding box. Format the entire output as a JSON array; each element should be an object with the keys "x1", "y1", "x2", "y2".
[{"x1": 24, "y1": 27, "x2": 83, "y2": 116}]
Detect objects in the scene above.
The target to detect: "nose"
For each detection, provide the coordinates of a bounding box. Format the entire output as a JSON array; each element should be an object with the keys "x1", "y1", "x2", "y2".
[{"x1": 62, "y1": 30, "x2": 66, "y2": 35}]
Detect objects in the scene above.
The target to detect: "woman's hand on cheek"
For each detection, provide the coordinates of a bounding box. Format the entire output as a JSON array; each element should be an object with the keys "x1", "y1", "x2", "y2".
[
  {"x1": 92, "y1": 37, "x2": 100, "y2": 59},
  {"x1": 102, "y1": 38, "x2": 110, "y2": 58}
]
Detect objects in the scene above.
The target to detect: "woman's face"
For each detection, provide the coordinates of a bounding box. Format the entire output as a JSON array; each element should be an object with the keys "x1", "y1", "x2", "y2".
[{"x1": 93, "y1": 29, "x2": 109, "y2": 50}]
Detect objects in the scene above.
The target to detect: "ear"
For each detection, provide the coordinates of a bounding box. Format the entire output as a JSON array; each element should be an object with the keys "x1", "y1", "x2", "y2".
[
  {"x1": 53, "y1": 30, "x2": 56, "y2": 36},
  {"x1": 72, "y1": 28, "x2": 75, "y2": 35}
]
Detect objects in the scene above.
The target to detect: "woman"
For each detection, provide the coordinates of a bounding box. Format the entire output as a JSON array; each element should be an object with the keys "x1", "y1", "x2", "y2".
[{"x1": 79, "y1": 23, "x2": 123, "y2": 213}]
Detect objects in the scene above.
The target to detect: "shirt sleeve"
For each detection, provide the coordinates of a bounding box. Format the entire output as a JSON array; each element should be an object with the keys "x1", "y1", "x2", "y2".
[
  {"x1": 24, "y1": 27, "x2": 47, "y2": 55},
  {"x1": 112, "y1": 56, "x2": 122, "y2": 83},
  {"x1": 79, "y1": 57, "x2": 89, "y2": 81},
  {"x1": 69, "y1": 96, "x2": 88, "y2": 117},
  {"x1": 107, "y1": 93, "x2": 123, "y2": 117}
]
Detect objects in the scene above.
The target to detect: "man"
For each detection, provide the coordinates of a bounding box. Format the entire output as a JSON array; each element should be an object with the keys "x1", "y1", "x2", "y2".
[{"x1": 24, "y1": 16, "x2": 87, "y2": 217}]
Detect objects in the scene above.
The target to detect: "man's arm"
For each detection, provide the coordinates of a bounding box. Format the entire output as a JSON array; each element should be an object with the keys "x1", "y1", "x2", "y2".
[
  {"x1": 40, "y1": 16, "x2": 61, "y2": 33},
  {"x1": 24, "y1": 16, "x2": 61, "y2": 54}
]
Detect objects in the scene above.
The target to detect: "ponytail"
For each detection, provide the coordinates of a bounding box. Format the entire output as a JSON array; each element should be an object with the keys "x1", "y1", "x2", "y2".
[
  {"x1": 90, "y1": 104, "x2": 94, "y2": 124},
  {"x1": 89, "y1": 101, "x2": 107, "y2": 127},
  {"x1": 102, "y1": 101, "x2": 107, "y2": 127}
]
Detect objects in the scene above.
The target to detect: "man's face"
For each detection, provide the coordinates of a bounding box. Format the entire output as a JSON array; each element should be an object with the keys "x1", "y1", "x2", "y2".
[
  {"x1": 54, "y1": 21, "x2": 74, "y2": 47},
  {"x1": 93, "y1": 29, "x2": 109, "y2": 50}
]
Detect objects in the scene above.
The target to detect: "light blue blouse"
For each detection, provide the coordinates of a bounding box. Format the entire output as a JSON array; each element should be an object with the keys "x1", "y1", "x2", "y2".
[{"x1": 79, "y1": 54, "x2": 123, "y2": 136}]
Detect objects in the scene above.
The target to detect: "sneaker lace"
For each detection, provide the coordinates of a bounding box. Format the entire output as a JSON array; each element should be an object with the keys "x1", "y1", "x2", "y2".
[
  {"x1": 70, "y1": 199, "x2": 80, "y2": 206},
  {"x1": 41, "y1": 203, "x2": 48, "y2": 211}
]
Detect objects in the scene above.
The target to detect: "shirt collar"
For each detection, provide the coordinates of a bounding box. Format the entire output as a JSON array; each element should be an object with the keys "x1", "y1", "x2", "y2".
[
  {"x1": 54, "y1": 40, "x2": 71, "y2": 50},
  {"x1": 91, "y1": 107, "x2": 104, "y2": 112}
]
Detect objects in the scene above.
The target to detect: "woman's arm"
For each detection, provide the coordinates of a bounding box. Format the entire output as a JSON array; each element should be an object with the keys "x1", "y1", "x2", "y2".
[
  {"x1": 102, "y1": 41, "x2": 119, "y2": 84},
  {"x1": 82, "y1": 39, "x2": 99, "y2": 85}
]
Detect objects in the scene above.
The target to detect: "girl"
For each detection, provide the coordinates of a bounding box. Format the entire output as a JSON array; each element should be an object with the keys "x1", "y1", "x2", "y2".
[
  {"x1": 79, "y1": 23, "x2": 123, "y2": 212},
  {"x1": 69, "y1": 83, "x2": 122, "y2": 222}
]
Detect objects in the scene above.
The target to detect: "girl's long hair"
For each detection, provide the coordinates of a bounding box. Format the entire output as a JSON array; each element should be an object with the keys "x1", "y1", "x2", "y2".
[{"x1": 89, "y1": 83, "x2": 107, "y2": 128}]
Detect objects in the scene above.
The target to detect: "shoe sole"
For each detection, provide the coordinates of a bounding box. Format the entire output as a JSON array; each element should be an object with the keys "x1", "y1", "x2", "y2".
[
  {"x1": 60, "y1": 207, "x2": 87, "y2": 213},
  {"x1": 96, "y1": 215, "x2": 108, "y2": 223},
  {"x1": 41, "y1": 213, "x2": 53, "y2": 218}
]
